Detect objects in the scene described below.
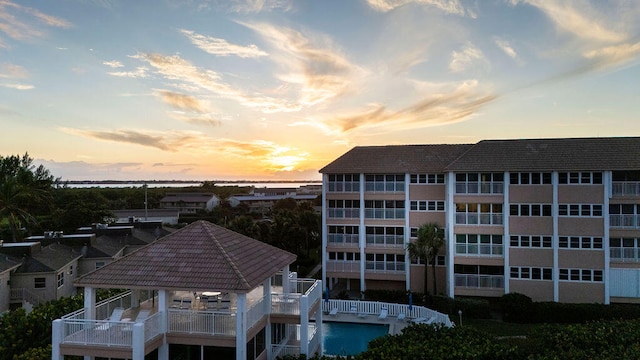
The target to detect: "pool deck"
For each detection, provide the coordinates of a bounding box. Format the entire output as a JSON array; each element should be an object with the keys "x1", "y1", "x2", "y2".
[{"x1": 323, "y1": 312, "x2": 409, "y2": 335}]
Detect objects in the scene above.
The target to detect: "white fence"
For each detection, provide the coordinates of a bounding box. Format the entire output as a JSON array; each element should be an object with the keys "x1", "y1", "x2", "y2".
[{"x1": 321, "y1": 299, "x2": 453, "y2": 327}]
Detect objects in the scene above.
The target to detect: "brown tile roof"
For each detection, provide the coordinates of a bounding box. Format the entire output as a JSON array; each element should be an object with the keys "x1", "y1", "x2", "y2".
[
  {"x1": 446, "y1": 137, "x2": 640, "y2": 172},
  {"x1": 75, "y1": 220, "x2": 296, "y2": 292},
  {"x1": 319, "y1": 144, "x2": 473, "y2": 173}
]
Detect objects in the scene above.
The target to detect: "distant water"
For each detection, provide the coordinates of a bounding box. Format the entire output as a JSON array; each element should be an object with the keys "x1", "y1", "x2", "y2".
[{"x1": 59, "y1": 181, "x2": 320, "y2": 189}]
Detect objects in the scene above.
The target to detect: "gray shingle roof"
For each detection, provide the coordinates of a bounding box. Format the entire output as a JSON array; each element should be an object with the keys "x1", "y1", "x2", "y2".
[
  {"x1": 446, "y1": 137, "x2": 640, "y2": 172},
  {"x1": 320, "y1": 144, "x2": 473, "y2": 173},
  {"x1": 75, "y1": 220, "x2": 296, "y2": 292},
  {"x1": 320, "y1": 137, "x2": 640, "y2": 174}
]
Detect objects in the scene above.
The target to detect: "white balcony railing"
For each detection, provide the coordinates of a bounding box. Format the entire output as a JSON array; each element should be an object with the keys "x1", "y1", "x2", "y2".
[
  {"x1": 325, "y1": 260, "x2": 360, "y2": 273},
  {"x1": 322, "y1": 299, "x2": 453, "y2": 327},
  {"x1": 455, "y1": 274, "x2": 504, "y2": 289},
  {"x1": 168, "y1": 309, "x2": 236, "y2": 335},
  {"x1": 612, "y1": 182, "x2": 640, "y2": 197},
  {"x1": 610, "y1": 214, "x2": 640, "y2": 229}
]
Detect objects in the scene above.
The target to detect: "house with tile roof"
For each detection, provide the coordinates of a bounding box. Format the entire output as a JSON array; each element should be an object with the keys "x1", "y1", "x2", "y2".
[
  {"x1": 159, "y1": 193, "x2": 220, "y2": 214},
  {"x1": 320, "y1": 136, "x2": 640, "y2": 304},
  {"x1": 52, "y1": 220, "x2": 323, "y2": 360}
]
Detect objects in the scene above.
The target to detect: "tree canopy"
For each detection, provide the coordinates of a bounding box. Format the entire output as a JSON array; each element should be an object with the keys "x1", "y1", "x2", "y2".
[{"x1": 407, "y1": 222, "x2": 445, "y2": 295}]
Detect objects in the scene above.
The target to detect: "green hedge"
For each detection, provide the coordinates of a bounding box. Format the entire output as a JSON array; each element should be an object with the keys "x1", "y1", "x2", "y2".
[{"x1": 500, "y1": 292, "x2": 640, "y2": 324}]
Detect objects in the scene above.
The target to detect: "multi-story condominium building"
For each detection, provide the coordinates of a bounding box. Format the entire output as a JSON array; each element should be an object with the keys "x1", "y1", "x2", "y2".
[{"x1": 320, "y1": 137, "x2": 640, "y2": 304}]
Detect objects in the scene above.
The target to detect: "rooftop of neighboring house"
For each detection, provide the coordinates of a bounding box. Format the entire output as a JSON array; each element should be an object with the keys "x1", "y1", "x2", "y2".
[
  {"x1": 75, "y1": 220, "x2": 297, "y2": 292},
  {"x1": 159, "y1": 193, "x2": 219, "y2": 203},
  {"x1": 229, "y1": 194, "x2": 318, "y2": 202},
  {"x1": 320, "y1": 137, "x2": 640, "y2": 174},
  {"x1": 0, "y1": 253, "x2": 21, "y2": 273},
  {"x1": 13, "y1": 243, "x2": 82, "y2": 274}
]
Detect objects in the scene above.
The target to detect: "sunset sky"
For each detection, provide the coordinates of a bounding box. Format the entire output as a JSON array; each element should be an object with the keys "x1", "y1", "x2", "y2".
[{"x1": 1, "y1": 0, "x2": 640, "y2": 181}]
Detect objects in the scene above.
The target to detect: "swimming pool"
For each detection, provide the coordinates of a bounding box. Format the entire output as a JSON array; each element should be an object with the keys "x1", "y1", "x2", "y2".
[{"x1": 323, "y1": 322, "x2": 389, "y2": 356}]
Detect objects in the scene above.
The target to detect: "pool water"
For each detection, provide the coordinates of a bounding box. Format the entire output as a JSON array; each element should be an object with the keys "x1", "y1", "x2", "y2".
[{"x1": 322, "y1": 322, "x2": 389, "y2": 356}]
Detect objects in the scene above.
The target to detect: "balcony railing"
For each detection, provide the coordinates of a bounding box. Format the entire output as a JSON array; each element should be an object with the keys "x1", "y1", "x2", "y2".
[
  {"x1": 455, "y1": 274, "x2": 504, "y2": 289},
  {"x1": 168, "y1": 309, "x2": 236, "y2": 336},
  {"x1": 365, "y1": 261, "x2": 405, "y2": 273},
  {"x1": 322, "y1": 299, "x2": 453, "y2": 327},
  {"x1": 610, "y1": 214, "x2": 640, "y2": 229},
  {"x1": 455, "y1": 244, "x2": 504, "y2": 256},
  {"x1": 612, "y1": 182, "x2": 640, "y2": 197},
  {"x1": 364, "y1": 209, "x2": 405, "y2": 219},
  {"x1": 327, "y1": 208, "x2": 360, "y2": 218},
  {"x1": 455, "y1": 213, "x2": 503, "y2": 225},
  {"x1": 611, "y1": 248, "x2": 640, "y2": 262},
  {"x1": 366, "y1": 235, "x2": 404, "y2": 247},
  {"x1": 325, "y1": 260, "x2": 360, "y2": 273}
]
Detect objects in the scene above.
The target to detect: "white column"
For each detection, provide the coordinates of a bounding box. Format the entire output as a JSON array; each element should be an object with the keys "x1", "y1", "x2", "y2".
[
  {"x1": 503, "y1": 172, "x2": 510, "y2": 294},
  {"x1": 84, "y1": 287, "x2": 96, "y2": 320},
  {"x1": 603, "y1": 171, "x2": 611, "y2": 304},
  {"x1": 132, "y1": 322, "x2": 145, "y2": 360},
  {"x1": 321, "y1": 173, "x2": 328, "y2": 295},
  {"x1": 236, "y1": 293, "x2": 247, "y2": 360},
  {"x1": 299, "y1": 295, "x2": 309, "y2": 356},
  {"x1": 552, "y1": 172, "x2": 560, "y2": 302},
  {"x1": 316, "y1": 289, "x2": 324, "y2": 355},
  {"x1": 263, "y1": 278, "x2": 272, "y2": 360},
  {"x1": 51, "y1": 319, "x2": 64, "y2": 360},
  {"x1": 131, "y1": 289, "x2": 140, "y2": 308},
  {"x1": 282, "y1": 265, "x2": 290, "y2": 294},
  {"x1": 446, "y1": 172, "x2": 456, "y2": 298},
  {"x1": 359, "y1": 173, "x2": 366, "y2": 293},
  {"x1": 157, "y1": 290, "x2": 169, "y2": 360},
  {"x1": 404, "y1": 173, "x2": 411, "y2": 291}
]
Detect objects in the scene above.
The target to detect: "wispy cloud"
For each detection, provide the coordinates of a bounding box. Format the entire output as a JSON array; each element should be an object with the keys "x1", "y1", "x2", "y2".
[
  {"x1": 0, "y1": 0, "x2": 71, "y2": 42},
  {"x1": 366, "y1": 0, "x2": 469, "y2": 16},
  {"x1": 155, "y1": 90, "x2": 208, "y2": 112},
  {"x1": 301, "y1": 80, "x2": 496, "y2": 136},
  {"x1": 60, "y1": 126, "x2": 308, "y2": 173},
  {"x1": 1, "y1": 82, "x2": 33, "y2": 90},
  {"x1": 449, "y1": 43, "x2": 487, "y2": 73},
  {"x1": 0, "y1": 63, "x2": 28, "y2": 78},
  {"x1": 230, "y1": 0, "x2": 293, "y2": 13},
  {"x1": 170, "y1": 113, "x2": 222, "y2": 127},
  {"x1": 494, "y1": 38, "x2": 522, "y2": 64},
  {"x1": 243, "y1": 22, "x2": 361, "y2": 106},
  {"x1": 180, "y1": 29, "x2": 268, "y2": 58},
  {"x1": 132, "y1": 52, "x2": 299, "y2": 112},
  {"x1": 108, "y1": 66, "x2": 148, "y2": 78},
  {"x1": 103, "y1": 60, "x2": 124, "y2": 68}
]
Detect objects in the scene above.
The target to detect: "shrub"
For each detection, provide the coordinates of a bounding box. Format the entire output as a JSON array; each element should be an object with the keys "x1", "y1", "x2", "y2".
[{"x1": 500, "y1": 293, "x2": 534, "y2": 323}]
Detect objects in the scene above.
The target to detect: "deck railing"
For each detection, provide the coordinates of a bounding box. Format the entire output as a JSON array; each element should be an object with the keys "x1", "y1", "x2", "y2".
[
  {"x1": 612, "y1": 182, "x2": 640, "y2": 197},
  {"x1": 247, "y1": 296, "x2": 266, "y2": 329},
  {"x1": 167, "y1": 309, "x2": 235, "y2": 336},
  {"x1": 322, "y1": 299, "x2": 453, "y2": 327},
  {"x1": 10, "y1": 288, "x2": 48, "y2": 307}
]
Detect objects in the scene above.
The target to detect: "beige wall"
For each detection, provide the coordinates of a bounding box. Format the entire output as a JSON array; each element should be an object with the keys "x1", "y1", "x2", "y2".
[
  {"x1": 558, "y1": 185, "x2": 605, "y2": 203},
  {"x1": 559, "y1": 282, "x2": 605, "y2": 303},
  {"x1": 409, "y1": 184, "x2": 446, "y2": 200},
  {"x1": 408, "y1": 212, "x2": 446, "y2": 227},
  {"x1": 409, "y1": 264, "x2": 446, "y2": 294},
  {"x1": 509, "y1": 249, "x2": 553, "y2": 267},
  {"x1": 455, "y1": 287, "x2": 504, "y2": 297},
  {"x1": 558, "y1": 250, "x2": 604, "y2": 268},
  {"x1": 509, "y1": 217, "x2": 553, "y2": 234},
  {"x1": 558, "y1": 218, "x2": 604, "y2": 236},
  {"x1": 454, "y1": 257, "x2": 504, "y2": 266},
  {"x1": 508, "y1": 186, "x2": 553, "y2": 202},
  {"x1": 366, "y1": 279, "x2": 405, "y2": 291}
]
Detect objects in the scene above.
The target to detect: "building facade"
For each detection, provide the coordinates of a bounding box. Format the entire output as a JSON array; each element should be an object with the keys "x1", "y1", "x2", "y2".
[{"x1": 320, "y1": 137, "x2": 640, "y2": 304}]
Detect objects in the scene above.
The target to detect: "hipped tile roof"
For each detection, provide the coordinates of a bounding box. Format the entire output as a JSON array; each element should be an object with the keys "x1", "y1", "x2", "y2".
[
  {"x1": 75, "y1": 220, "x2": 296, "y2": 292},
  {"x1": 320, "y1": 137, "x2": 640, "y2": 174},
  {"x1": 320, "y1": 144, "x2": 473, "y2": 173}
]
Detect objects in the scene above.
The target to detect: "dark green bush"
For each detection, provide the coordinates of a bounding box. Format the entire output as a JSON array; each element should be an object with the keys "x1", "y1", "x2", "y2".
[{"x1": 500, "y1": 293, "x2": 534, "y2": 323}]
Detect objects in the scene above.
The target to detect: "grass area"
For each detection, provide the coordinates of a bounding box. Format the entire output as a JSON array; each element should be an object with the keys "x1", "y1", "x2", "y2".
[{"x1": 462, "y1": 318, "x2": 545, "y2": 337}]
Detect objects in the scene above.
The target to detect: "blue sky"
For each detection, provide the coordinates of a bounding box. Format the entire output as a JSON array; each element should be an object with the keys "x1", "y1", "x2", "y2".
[{"x1": 1, "y1": 0, "x2": 639, "y2": 181}]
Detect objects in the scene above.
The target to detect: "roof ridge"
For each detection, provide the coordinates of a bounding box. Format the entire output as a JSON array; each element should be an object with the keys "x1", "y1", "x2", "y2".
[{"x1": 202, "y1": 221, "x2": 251, "y2": 290}]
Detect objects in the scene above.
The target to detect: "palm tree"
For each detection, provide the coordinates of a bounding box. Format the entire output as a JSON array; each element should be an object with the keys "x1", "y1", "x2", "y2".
[{"x1": 407, "y1": 222, "x2": 445, "y2": 295}]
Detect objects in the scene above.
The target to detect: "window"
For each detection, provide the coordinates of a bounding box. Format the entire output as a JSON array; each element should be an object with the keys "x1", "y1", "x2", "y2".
[
  {"x1": 410, "y1": 174, "x2": 445, "y2": 184},
  {"x1": 611, "y1": 237, "x2": 640, "y2": 261},
  {"x1": 366, "y1": 226, "x2": 404, "y2": 246},
  {"x1": 455, "y1": 203, "x2": 503, "y2": 225},
  {"x1": 455, "y1": 173, "x2": 504, "y2": 194},
  {"x1": 454, "y1": 265, "x2": 504, "y2": 288},
  {"x1": 328, "y1": 251, "x2": 361, "y2": 261},
  {"x1": 34, "y1": 277, "x2": 46, "y2": 289},
  {"x1": 411, "y1": 255, "x2": 445, "y2": 266},
  {"x1": 510, "y1": 172, "x2": 552, "y2": 185},
  {"x1": 365, "y1": 253, "x2": 405, "y2": 272},
  {"x1": 364, "y1": 200, "x2": 405, "y2": 219},
  {"x1": 559, "y1": 268, "x2": 603, "y2": 282},
  {"x1": 558, "y1": 172, "x2": 603, "y2": 185},
  {"x1": 510, "y1": 267, "x2": 552, "y2": 280},
  {"x1": 95, "y1": 261, "x2": 105, "y2": 270},
  {"x1": 410, "y1": 200, "x2": 445, "y2": 212},
  {"x1": 327, "y1": 174, "x2": 360, "y2": 192},
  {"x1": 327, "y1": 225, "x2": 359, "y2": 244},
  {"x1": 456, "y1": 234, "x2": 503, "y2": 256},
  {"x1": 364, "y1": 174, "x2": 405, "y2": 192},
  {"x1": 57, "y1": 272, "x2": 64, "y2": 288},
  {"x1": 558, "y1": 204, "x2": 602, "y2": 217},
  {"x1": 69, "y1": 265, "x2": 73, "y2": 276},
  {"x1": 510, "y1": 235, "x2": 552, "y2": 248},
  {"x1": 559, "y1": 236, "x2": 603, "y2": 249},
  {"x1": 328, "y1": 199, "x2": 360, "y2": 218},
  {"x1": 510, "y1": 204, "x2": 552, "y2": 217}
]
